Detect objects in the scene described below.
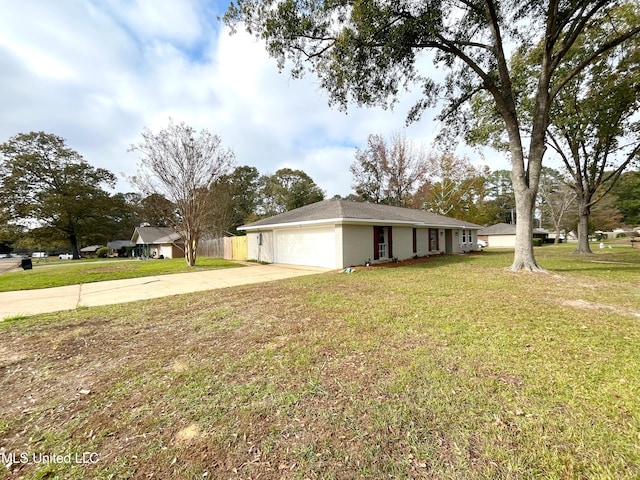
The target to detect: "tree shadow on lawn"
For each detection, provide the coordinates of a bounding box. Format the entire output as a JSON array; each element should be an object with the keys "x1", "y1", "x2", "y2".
[
  {"x1": 537, "y1": 253, "x2": 640, "y2": 282},
  {"x1": 367, "y1": 251, "x2": 490, "y2": 270}
]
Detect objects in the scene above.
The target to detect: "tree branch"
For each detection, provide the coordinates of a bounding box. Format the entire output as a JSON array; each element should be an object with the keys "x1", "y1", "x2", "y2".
[{"x1": 552, "y1": 24, "x2": 640, "y2": 99}]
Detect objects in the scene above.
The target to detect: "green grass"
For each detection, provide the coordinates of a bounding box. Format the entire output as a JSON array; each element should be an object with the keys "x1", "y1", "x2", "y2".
[
  {"x1": 0, "y1": 257, "x2": 241, "y2": 292},
  {"x1": 0, "y1": 245, "x2": 639, "y2": 479}
]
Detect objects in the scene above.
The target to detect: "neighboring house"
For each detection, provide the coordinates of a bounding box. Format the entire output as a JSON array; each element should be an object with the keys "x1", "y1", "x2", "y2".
[
  {"x1": 239, "y1": 199, "x2": 482, "y2": 269},
  {"x1": 477, "y1": 223, "x2": 549, "y2": 247},
  {"x1": 80, "y1": 245, "x2": 103, "y2": 256},
  {"x1": 131, "y1": 226, "x2": 184, "y2": 259},
  {"x1": 600, "y1": 228, "x2": 640, "y2": 239},
  {"x1": 107, "y1": 240, "x2": 135, "y2": 257}
]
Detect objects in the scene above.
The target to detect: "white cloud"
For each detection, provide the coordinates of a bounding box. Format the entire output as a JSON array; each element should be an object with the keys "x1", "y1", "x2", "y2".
[
  {"x1": 100, "y1": 0, "x2": 208, "y2": 45},
  {"x1": 0, "y1": 0, "x2": 509, "y2": 200}
]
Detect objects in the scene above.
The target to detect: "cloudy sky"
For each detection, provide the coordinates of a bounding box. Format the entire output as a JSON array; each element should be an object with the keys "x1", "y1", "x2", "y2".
[{"x1": 0, "y1": 0, "x2": 506, "y2": 198}]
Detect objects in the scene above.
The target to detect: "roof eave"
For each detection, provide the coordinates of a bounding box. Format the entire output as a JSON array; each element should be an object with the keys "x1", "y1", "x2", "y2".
[{"x1": 240, "y1": 217, "x2": 481, "y2": 231}]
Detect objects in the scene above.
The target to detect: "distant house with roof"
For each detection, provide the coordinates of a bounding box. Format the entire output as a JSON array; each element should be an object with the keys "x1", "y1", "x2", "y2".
[
  {"x1": 107, "y1": 240, "x2": 135, "y2": 257},
  {"x1": 80, "y1": 245, "x2": 104, "y2": 256},
  {"x1": 131, "y1": 226, "x2": 184, "y2": 259},
  {"x1": 477, "y1": 222, "x2": 549, "y2": 248},
  {"x1": 239, "y1": 199, "x2": 482, "y2": 269}
]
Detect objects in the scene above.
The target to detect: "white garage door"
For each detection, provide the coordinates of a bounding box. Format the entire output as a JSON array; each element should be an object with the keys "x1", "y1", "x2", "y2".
[{"x1": 274, "y1": 227, "x2": 336, "y2": 268}]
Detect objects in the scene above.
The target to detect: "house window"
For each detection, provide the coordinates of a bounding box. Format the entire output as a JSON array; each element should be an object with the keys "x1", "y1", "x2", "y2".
[
  {"x1": 462, "y1": 229, "x2": 467, "y2": 243},
  {"x1": 378, "y1": 227, "x2": 386, "y2": 258},
  {"x1": 429, "y1": 228, "x2": 439, "y2": 251},
  {"x1": 257, "y1": 233, "x2": 263, "y2": 245},
  {"x1": 373, "y1": 226, "x2": 392, "y2": 260}
]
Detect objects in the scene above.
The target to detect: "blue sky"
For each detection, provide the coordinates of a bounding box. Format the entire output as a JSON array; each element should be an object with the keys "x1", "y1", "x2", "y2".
[{"x1": 0, "y1": 0, "x2": 506, "y2": 198}]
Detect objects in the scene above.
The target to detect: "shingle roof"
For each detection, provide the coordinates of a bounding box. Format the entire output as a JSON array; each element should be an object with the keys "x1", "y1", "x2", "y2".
[
  {"x1": 240, "y1": 200, "x2": 481, "y2": 229},
  {"x1": 478, "y1": 222, "x2": 548, "y2": 235},
  {"x1": 80, "y1": 245, "x2": 104, "y2": 253},
  {"x1": 107, "y1": 240, "x2": 135, "y2": 249},
  {"x1": 131, "y1": 226, "x2": 182, "y2": 244}
]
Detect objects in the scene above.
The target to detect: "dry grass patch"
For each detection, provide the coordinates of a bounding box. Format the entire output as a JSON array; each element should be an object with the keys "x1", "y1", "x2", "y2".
[{"x1": 0, "y1": 246, "x2": 639, "y2": 479}]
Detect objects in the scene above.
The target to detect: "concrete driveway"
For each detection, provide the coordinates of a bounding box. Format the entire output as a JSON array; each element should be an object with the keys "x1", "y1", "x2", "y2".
[
  {"x1": 0, "y1": 258, "x2": 20, "y2": 274},
  {"x1": 0, "y1": 263, "x2": 330, "y2": 320}
]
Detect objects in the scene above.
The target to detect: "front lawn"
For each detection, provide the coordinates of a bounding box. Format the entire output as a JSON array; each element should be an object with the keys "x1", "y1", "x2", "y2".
[
  {"x1": 0, "y1": 257, "x2": 241, "y2": 292},
  {"x1": 0, "y1": 246, "x2": 638, "y2": 478}
]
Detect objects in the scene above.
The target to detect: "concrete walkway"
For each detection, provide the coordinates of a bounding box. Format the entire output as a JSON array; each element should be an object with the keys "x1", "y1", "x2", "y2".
[{"x1": 0, "y1": 263, "x2": 330, "y2": 320}]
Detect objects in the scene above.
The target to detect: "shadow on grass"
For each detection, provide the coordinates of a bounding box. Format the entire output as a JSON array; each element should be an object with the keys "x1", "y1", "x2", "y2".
[
  {"x1": 380, "y1": 247, "x2": 639, "y2": 282},
  {"x1": 369, "y1": 250, "x2": 506, "y2": 271},
  {"x1": 527, "y1": 247, "x2": 640, "y2": 281},
  {"x1": 551, "y1": 264, "x2": 640, "y2": 274}
]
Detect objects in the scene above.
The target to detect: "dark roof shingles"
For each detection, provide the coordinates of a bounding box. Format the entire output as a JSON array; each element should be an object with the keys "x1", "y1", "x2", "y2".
[
  {"x1": 133, "y1": 226, "x2": 181, "y2": 244},
  {"x1": 242, "y1": 200, "x2": 480, "y2": 229}
]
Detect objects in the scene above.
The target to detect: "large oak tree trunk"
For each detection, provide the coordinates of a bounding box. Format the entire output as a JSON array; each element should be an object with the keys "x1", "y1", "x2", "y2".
[
  {"x1": 510, "y1": 189, "x2": 545, "y2": 272},
  {"x1": 508, "y1": 107, "x2": 546, "y2": 273},
  {"x1": 574, "y1": 202, "x2": 592, "y2": 254},
  {"x1": 69, "y1": 233, "x2": 81, "y2": 260}
]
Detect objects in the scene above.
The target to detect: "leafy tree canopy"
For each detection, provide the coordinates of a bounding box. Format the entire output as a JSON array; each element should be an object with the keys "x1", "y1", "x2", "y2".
[
  {"x1": 0, "y1": 132, "x2": 118, "y2": 258},
  {"x1": 610, "y1": 169, "x2": 640, "y2": 226},
  {"x1": 225, "y1": 0, "x2": 640, "y2": 271},
  {"x1": 211, "y1": 165, "x2": 262, "y2": 234},
  {"x1": 261, "y1": 168, "x2": 325, "y2": 216}
]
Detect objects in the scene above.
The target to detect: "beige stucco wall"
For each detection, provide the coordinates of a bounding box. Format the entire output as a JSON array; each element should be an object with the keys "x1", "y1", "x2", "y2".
[
  {"x1": 334, "y1": 224, "x2": 344, "y2": 267},
  {"x1": 246, "y1": 231, "x2": 275, "y2": 263},
  {"x1": 392, "y1": 226, "x2": 414, "y2": 260},
  {"x1": 415, "y1": 228, "x2": 430, "y2": 256},
  {"x1": 148, "y1": 244, "x2": 178, "y2": 259},
  {"x1": 341, "y1": 225, "x2": 459, "y2": 267},
  {"x1": 340, "y1": 224, "x2": 374, "y2": 267}
]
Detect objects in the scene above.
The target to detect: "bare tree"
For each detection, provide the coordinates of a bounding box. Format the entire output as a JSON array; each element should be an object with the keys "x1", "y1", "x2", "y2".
[
  {"x1": 385, "y1": 131, "x2": 429, "y2": 206},
  {"x1": 537, "y1": 168, "x2": 577, "y2": 244},
  {"x1": 350, "y1": 134, "x2": 387, "y2": 204},
  {"x1": 350, "y1": 131, "x2": 427, "y2": 207},
  {"x1": 414, "y1": 154, "x2": 487, "y2": 221},
  {"x1": 129, "y1": 120, "x2": 235, "y2": 266}
]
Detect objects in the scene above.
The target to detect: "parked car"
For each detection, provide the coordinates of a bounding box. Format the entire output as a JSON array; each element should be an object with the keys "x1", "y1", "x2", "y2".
[
  {"x1": 477, "y1": 239, "x2": 487, "y2": 248},
  {"x1": 59, "y1": 253, "x2": 73, "y2": 259}
]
